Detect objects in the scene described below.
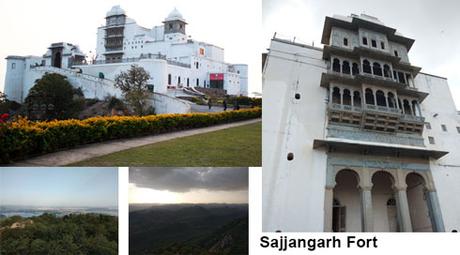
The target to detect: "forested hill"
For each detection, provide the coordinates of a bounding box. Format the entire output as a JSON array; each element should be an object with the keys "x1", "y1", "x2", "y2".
[
  {"x1": 0, "y1": 213, "x2": 118, "y2": 255},
  {"x1": 129, "y1": 204, "x2": 248, "y2": 255}
]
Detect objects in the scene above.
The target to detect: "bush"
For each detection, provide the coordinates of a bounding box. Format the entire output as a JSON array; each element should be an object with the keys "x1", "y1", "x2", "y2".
[{"x1": 0, "y1": 108, "x2": 261, "y2": 163}]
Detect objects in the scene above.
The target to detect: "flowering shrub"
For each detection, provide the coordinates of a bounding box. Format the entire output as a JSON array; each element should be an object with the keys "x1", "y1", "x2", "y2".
[
  {"x1": 0, "y1": 113, "x2": 9, "y2": 123},
  {"x1": 0, "y1": 108, "x2": 261, "y2": 163}
]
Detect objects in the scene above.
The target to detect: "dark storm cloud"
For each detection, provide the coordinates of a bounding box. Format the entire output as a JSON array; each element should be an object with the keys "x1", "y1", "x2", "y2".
[{"x1": 129, "y1": 168, "x2": 248, "y2": 192}]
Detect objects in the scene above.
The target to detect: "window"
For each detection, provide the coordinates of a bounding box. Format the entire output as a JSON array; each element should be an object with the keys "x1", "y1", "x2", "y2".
[
  {"x1": 169, "y1": 23, "x2": 173, "y2": 30},
  {"x1": 371, "y1": 40, "x2": 377, "y2": 48},
  {"x1": 168, "y1": 74, "x2": 171, "y2": 85},
  {"x1": 428, "y1": 136, "x2": 435, "y2": 144},
  {"x1": 426, "y1": 122, "x2": 431, "y2": 129},
  {"x1": 11, "y1": 63, "x2": 16, "y2": 69},
  {"x1": 362, "y1": 37, "x2": 368, "y2": 45},
  {"x1": 196, "y1": 78, "x2": 199, "y2": 86},
  {"x1": 381, "y1": 42, "x2": 385, "y2": 49},
  {"x1": 441, "y1": 124, "x2": 447, "y2": 132},
  {"x1": 343, "y1": 38, "x2": 348, "y2": 46},
  {"x1": 394, "y1": 50, "x2": 399, "y2": 57},
  {"x1": 457, "y1": 126, "x2": 460, "y2": 134}
]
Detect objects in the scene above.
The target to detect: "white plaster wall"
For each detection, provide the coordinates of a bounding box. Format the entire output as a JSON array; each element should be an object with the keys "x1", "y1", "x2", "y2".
[
  {"x1": 233, "y1": 64, "x2": 248, "y2": 96},
  {"x1": 4, "y1": 58, "x2": 25, "y2": 102},
  {"x1": 262, "y1": 39, "x2": 328, "y2": 232},
  {"x1": 389, "y1": 41, "x2": 410, "y2": 63},
  {"x1": 358, "y1": 28, "x2": 389, "y2": 53},
  {"x1": 330, "y1": 27, "x2": 359, "y2": 49},
  {"x1": 153, "y1": 93, "x2": 191, "y2": 114},
  {"x1": 415, "y1": 73, "x2": 460, "y2": 232}
]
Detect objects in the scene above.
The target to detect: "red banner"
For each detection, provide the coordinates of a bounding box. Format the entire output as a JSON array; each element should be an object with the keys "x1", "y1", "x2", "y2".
[{"x1": 210, "y1": 73, "x2": 224, "y2": 80}]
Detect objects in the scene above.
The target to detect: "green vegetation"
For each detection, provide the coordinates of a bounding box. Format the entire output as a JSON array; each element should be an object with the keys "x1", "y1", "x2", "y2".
[
  {"x1": 0, "y1": 213, "x2": 118, "y2": 255},
  {"x1": 72, "y1": 122, "x2": 261, "y2": 166},
  {"x1": 24, "y1": 73, "x2": 84, "y2": 120},
  {"x1": 0, "y1": 108, "x2": 260, "y2": 164},
  {"x1": 129, "y1": 204, "x2": 248, "y2": 255},
  {"x1": 114, "y1": 64, "x2": 152, "y2": 115}
]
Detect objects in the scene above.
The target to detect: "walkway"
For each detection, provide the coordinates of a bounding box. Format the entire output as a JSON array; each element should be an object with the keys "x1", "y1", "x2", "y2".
[{"x1": 9, "y1": 119, "x2": 261, "y2": 166}]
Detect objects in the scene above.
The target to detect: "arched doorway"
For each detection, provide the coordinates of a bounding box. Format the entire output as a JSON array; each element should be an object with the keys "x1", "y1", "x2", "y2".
[
  {"x1": 53, "y1": 52, "x2": 62, "y2": 68},
  {"x1": 333, "y1": 169, "x2": 362, "y2": 232},
  {"x1": 406, "y1": 173, "x2": 433, "y2": 232},
  {"x1": 371, "y1": 171, "x2": 399, "y2": 232}
]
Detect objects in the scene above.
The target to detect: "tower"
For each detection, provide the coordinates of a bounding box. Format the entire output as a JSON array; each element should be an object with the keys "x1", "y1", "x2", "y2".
[
  {"x1": 163, "y1": 8, "x2": 187, "y2": 42},
  {"x1": 104, "y1": 5, "x2": 126, "y2": 63}
]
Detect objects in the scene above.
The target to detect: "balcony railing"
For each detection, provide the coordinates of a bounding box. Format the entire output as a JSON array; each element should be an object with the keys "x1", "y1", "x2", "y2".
[
  {"x1": 330, "y1": 103, "x2": 362, "y2": 113},
  {"x1": 329, "y1": 103, "x2": 425, "y2": 122},
  {"x1": 363, "y1": 104, "x2": 401, "y2": 114},
  {"x1": 400, "y1": 114, "x2": 425, "y2": 123}
]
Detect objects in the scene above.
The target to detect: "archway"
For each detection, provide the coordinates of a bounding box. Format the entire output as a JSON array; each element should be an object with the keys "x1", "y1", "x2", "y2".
[
  {"x1": 52, "y1": 52, "x2": 62, "y2": 68},
  {"x1": 343, "y1": 89, "x2": 351, "y2": 105},
  {"x1": 371, "y1": 171, "x2": 399, "y2": 232},
  {"x1": 376, "y1": 90, "x2": 386, "y2": 107},
  {"x1": 365, "y1": 88, "x2": 374, "y2": 105},
  {"x1": 333, "y1": 169, "x2": 362, "y2": 232},
  {"x1": 363, "y1": 60, "x2": 371, "y2": 74},
  {"x1": 342, "y1": 61, "x2": 351, "y2": 74},
  {"x1": 333, "y1": 58, "x2": 340, "y2": 72},
  {"x1": 406, "y1": 173, "x2": 433, "y2": 232},
  {"x1": 353, "y1": 91, "x2": 361, "y2": 107},
  {"x1": 332, "y1": 87, "x2": 341, "y2": 104}
]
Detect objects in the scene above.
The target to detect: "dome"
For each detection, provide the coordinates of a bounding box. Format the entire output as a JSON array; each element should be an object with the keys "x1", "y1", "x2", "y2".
[
  {"x1": 106, "y1": 5, "x2": 125, "y2": 17},
  {"x1": 165, "y1": 8, "x2": 186, "y2": 22}
]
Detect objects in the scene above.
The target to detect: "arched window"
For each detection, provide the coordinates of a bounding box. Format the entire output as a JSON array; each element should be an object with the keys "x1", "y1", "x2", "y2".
[
  {"x1": 352, "y1": 63, "x2": 359, "y2": 75},
  {"x1": 376, "y1": 90, "x2": 386, "y2": 106},
  {"x1": 332, "y1": 87, "x2": 341, "y2": 104},
  {"x1": 403, "y1": 99, "x2": 412, "y2": 115},
  {"x1": 365, "y1": 88, "x2": 375, "y2": 105},
  {"x1": 373, "y1": 62, "x2": 383, "y2": 76},
  {"x1": 383, "y1": 64, "x2": 391, "y2": 78},
  {"x1": 333, "y1": 58, "x2": 341, "y2": 72},
  {"x1": 412, "y1": 100, "x2": 420, "y2": 116},
  {"x1": 388, "y1": 92, "x2": 396, "y2": 108},
  {"x1": 363, "y1": 60, "x2": 371, "y2": 74},
  {"x1": 343, "y1": 89, "x2": 351, "y2": 105},
  {"x1": 342, "y1": 61, "x2": 350, "y2": 74},
  {"x1": 353, "y1": 91, "x2": 361, "y2": 107},
  {"x1": 398, "y1": 72, "x2": 406, "y2": 84}
]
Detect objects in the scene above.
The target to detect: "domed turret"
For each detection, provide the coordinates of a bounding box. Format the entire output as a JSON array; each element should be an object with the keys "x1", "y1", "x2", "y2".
[
  {"x1": 165, "y1": 8, "x2": 186, "y2": 22},
  {"x1": 163, "y1": 8, "x2": 187, "y2": 35},
  {"x1": 106, "y1": 5, "x2": 125, "y2": 17}
]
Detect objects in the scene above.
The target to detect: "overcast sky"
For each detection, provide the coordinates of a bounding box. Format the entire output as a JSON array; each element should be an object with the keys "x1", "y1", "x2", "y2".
[
  {"x1": 263, "y1": 0, "x2": 460, "y2": 108},
  {"x1": 129, "y1": 167, "x2": 248, "y2": 204},
  {"x1": 0, "y1": 167, "x2": 118, "y2": 207},
  {"x1": 0, "y1": 0, "x2": 261, "y2": 94}
]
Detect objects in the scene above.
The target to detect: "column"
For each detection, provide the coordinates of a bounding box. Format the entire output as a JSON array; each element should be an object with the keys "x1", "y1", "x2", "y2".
[
  {"x1": 324, "y1": 186, "x2": 334, "y2": 232},
  {"x1": 340, "y1": 88, "x2": 343, "y2": 105},
  {"x1": 361, "y1": 186, "x2": 374, "y2": 232},
  {"x1": 426, "y1": 191, "x2": 445, "y2": 232},
  {"x1": 394, "y1": 185, "x2": 412, "y2": 232}
]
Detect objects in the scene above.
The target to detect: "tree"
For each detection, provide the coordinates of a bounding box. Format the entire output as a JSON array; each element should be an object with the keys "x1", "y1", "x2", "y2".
[
  {"x1": 24, "y1": 73, "x2": 84, "y2": 120},
  {"x1": 114, "y1": 65, "x2": 152, "y2": 116}
]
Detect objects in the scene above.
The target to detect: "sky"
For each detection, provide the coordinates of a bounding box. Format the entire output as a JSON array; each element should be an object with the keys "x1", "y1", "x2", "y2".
[
  {"x1": 129, "y1": 167, "x2": 248, "y2": 204},
  {"x1": 0, "y1": 0, "x2": 262, "y2": 94},
  {"x1": 0, "y1": 167, "x2": 118, "y2": 207},
  {"x1": 263, "y1": 0, "x2": 460, "y2": 109}
]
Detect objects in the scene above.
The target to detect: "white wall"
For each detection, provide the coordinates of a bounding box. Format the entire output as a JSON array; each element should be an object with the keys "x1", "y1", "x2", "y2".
[
  {"x1": 262, "y1": 39, "x2": 329, "y2": 232},
  {"x1": 153, "y1": 93, "x2": 190, "y2": 114}
]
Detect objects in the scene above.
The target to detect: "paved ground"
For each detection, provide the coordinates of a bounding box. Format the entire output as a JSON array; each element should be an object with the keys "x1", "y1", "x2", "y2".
[
  {"x1": 190, "y1": 104, "x2": 226, "y2": 112},
  {"x1": 9, "y1": 119, "x2": 261, "y2": 166}
]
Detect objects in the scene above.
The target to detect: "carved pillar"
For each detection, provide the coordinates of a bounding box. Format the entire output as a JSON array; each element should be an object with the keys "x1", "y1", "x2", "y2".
[
  {"x1": 426, "y1": 189, "x2": 445, "y2": 232},
  {"x1": 394, "y1": 184, "x2": 412, "y2": 232},
  {"x1": 361, "y1": 186, "x2": 374, "y2": 232}
]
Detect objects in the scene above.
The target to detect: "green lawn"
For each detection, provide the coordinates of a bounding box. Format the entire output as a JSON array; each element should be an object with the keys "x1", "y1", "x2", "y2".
[{"x1": 71, "y1": 122, "x2": 261, "y2": 167}]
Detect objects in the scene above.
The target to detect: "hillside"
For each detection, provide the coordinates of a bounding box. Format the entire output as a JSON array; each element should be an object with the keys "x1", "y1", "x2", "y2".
[{"x1": 129, "y1": 204, "x2": 248, "y2": 255}]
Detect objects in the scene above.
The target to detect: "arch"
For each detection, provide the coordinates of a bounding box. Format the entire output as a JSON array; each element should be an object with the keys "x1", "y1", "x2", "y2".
[
  {"x1": 373, "y1": 62, "x2": 383, "y2": 76},
  {"x1": 387, "y1": 92, "x2": 396, "y2": 108},
  {"x1": 383, "y1": 64, "x2": 391, "y2": 78},
  {"x1": 352, "y1": 63, "x2": 359, "y2": 75},
  {"x1": 372, "y1": 171, "x2": 399, "y2": 232},
  {"x1": 52, "y1": 52, "x2": 62, "y2": 68},
  {"x1": 376, "y1": 90, "x2": 387, "y2": 107},
  {"x1": 332, "y1": 87, "x2": 341, "y2": 104},
  {"x1": 333, "y1": 58, "x2": 341, "y2": 72},
  {"x1": 363, "y1": 59, "x2": 372, "y2": 74},
  {"x1": 403, "y1": 99, "x2": 412, "y2": 115},
  {"x1": 365, "y1": 88, "x2": 375, "y2": 105},
  {"x1": 343, "y1": 89, "x2": 351, "y2": 105},
  {"x1": 342, "y1": 61, "x2": 351, "y2": 74},
  {"x1": 333, "y1": 169, "x2": 362, "y2": 232},
  {"x1": 406, "y1": 172, "x2": 433, "y2": 232},
  {"x1": 353, "y1": 91, "x2": 361, "y2": 107}
]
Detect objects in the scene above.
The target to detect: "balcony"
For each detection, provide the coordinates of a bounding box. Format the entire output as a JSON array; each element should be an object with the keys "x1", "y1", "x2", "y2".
[{"x1": 327, "y1": 102, "x2": 425, "y2": 134}]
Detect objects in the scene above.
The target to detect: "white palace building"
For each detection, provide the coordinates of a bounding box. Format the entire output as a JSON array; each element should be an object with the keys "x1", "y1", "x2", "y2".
[
  {"x1": 263, "y1": 14, "x2": 460, "y2": 232},
  {"x1": 3, "y1": 6, "x2": 248, "y2": 113}
]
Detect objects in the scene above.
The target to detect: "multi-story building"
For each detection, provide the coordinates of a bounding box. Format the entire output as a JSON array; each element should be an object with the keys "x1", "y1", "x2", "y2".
[
  {"x1": 263, "y1": 14, "x2": 460, "y2": 232},
  {"x1": 3, "y1": 6, "x2": 248, "y2": 112}
]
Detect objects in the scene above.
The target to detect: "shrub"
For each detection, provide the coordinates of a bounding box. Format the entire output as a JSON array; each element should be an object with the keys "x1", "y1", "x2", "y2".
[{"x1": 0, "y1": 108, "x2": 261, "y2": 163}]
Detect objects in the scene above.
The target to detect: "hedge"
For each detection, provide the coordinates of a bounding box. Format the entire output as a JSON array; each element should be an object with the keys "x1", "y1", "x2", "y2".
[{"x1": 0, "y1": 108, "x2": 261, "y2": 164}]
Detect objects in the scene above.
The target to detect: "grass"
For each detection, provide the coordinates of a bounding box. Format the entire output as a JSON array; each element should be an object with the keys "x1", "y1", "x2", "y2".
[{"x1": 71, "y1": 122, "x2": 261, "y2": 167}]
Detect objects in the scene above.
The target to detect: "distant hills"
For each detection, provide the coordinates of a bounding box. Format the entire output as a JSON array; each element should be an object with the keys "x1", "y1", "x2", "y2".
[{"x1": 129, "y1": 203, "x2": 249, "y2": 255}]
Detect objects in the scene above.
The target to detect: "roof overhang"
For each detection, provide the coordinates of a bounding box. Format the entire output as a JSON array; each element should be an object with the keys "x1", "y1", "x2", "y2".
[
  {"x1": 321, "y1": 16, "x2": 415, "y2": 50},
  {"x1": 313, "y1": 138, "x2": 448, "y2": 159}
]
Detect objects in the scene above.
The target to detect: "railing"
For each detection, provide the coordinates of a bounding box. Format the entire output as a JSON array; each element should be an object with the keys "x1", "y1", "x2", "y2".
[
  {"x1": 364, "y1": 104, "x2": 401, "y2": 114},
  {"x1": 400, "y1": 114, "x2": 425, "y2": 123},
  {"x1": 92, "y1": 54, "x2": 191, "y2": 68},
  {"x1": 330, "y1": 103, "x2": 362, "y2": 113}
]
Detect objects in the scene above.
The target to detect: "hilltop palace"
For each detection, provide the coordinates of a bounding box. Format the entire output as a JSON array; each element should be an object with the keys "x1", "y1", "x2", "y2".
[
  {"x1": 263, "y1": 14, "x2": 460, "y2": 232},
  {"x1": 3, "y1": 6, "x2": 248, "y2": 113}
]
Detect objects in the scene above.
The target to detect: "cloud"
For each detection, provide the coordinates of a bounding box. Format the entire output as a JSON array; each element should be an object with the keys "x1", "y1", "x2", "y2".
[{"x1": 129, "y1": 168, "x2": 248, "y2": 192}]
